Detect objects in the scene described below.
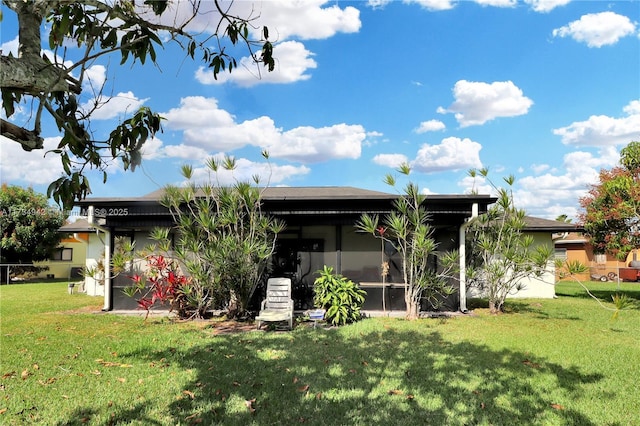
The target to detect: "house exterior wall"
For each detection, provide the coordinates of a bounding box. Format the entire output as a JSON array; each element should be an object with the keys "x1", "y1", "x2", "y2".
[
  {"x1": 84, "y1": 232, "x2": 106, "y2": 296},
  {"x1": 556, "y1": 235, "x2": 640, "y2": 282},
  {"x1": 35, "y1": 234, "x2": 87, "y2": 280},
  {"x1": 467, "y1": 232, "x2": 557, "y2": 300},
  {"x1": 555, "y1": 240, "x2": 591, "y2": 281}
]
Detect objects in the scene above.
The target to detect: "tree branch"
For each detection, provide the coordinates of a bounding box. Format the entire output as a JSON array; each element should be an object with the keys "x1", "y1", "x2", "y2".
[{"x1": 0, "y1": 119, "x2": 44, "y2": 150}]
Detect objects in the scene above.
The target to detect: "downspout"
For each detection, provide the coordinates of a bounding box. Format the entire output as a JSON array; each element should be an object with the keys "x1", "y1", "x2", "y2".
[
  {"x1": 87, "y1": 206, "x2": 112, "y2": 311},
  {"x1": 459, "y1": 203, "x2": 478, "y2": 313}
]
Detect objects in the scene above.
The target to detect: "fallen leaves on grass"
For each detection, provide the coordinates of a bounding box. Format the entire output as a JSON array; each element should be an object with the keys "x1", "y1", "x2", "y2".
[
  {"x1": 96, "y1": 359, "x2": 133, "y2": 368},
  {"x1": 38, "y1": 377, "x2": 57, "y2": 386},
  {"x1": 297, "y1": 384, "x2": 309, "y2": 392},
  {"x1": 522, "y1": 359, "x2": 541, "y2": 369},
  {"x1": 185, "y1": 413, "x2": 202, "y2": 424},
  {"x1": 183, "y1": 390, "x2": 195, "y2": 399},
  {"x1": 245, "y1": 398, "x2": 256, "y2": 413},
  {"x1": 388, "y1": 389, "x2": 403, "y2": 395},
  {"x1": 551, "y1": 403, "x2": 565, "y2": 410}
]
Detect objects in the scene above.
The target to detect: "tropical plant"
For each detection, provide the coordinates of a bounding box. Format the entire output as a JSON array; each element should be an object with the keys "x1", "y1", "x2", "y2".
[
  {"x1": 356, "y1": 164, "x2": 458, "y2": 320},
  {"x1": 466, "y1": 169, "x2": 554, "y2": 314},
  {"x1": 313, "y1": 266, "x2": 366, "y2": 326},
  {"x1": 1, "y1": 0, "x2": 274, "y2": 209},
  {"x1": 121, "y1": 152, "x2": 285, "y2": 319},
  {"x1": 579, "y1": 141, "x2": 640, "y2": 260},
  {"x1": 123, "y1": 254, "x2": 194, "y2": 320}
]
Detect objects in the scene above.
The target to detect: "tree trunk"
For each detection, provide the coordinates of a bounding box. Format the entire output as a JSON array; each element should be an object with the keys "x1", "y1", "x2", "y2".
[
  {"x1": 489, "y1": 299, "x2": 503, "y2": 315},
  {"x1": 405, "y1": 286, "x2": 420, "y2": 320}
]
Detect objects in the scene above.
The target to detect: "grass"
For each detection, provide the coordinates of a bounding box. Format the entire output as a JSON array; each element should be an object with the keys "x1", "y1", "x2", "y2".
[{"x1": 1, "y1": 281, "x2": 639, "y2": 425}]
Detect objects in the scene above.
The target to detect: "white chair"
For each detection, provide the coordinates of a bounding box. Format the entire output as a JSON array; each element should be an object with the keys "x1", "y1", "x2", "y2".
[{"x1": 255, "y1": 278, "x2": 294, "y2": 330}]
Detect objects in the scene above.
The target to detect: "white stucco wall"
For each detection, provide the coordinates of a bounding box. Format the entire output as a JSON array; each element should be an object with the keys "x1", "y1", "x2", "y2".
[
  {"x1": 466, "y1": 232, "x2": 557, "y2": 300},
  {"x1": 84, "y1": 232, "x2": 106, "y2": 296}
]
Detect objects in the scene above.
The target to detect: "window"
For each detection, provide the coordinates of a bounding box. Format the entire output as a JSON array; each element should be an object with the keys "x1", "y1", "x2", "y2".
[
  {"x1": 554, "y1": 248, "x2": 567, "y2": 260},
  {"x1": 51, "y1": 248, "x2": 73, "y2": 261}
]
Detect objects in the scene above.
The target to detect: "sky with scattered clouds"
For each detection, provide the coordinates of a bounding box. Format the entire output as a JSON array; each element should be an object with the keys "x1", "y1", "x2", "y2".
[{"x1": 1, "y1": 0, "x2": 639, "y2": 220}]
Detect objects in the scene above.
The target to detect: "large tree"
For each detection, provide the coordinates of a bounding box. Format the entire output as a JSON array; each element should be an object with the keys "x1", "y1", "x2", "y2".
[
  {"x1": 0, "y1": 185, "x2": 66, "y2": 280},
  {"x1": 579, "y1": 141, "x2": 640, "y2": 260},
  {"x1": 1, "y1": 0, "x2": 274, "y2": 210}
]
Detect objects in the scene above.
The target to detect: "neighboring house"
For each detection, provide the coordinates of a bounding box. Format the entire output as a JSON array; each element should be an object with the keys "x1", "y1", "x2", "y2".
[
  {"x1": 75, "y1": 187, "x2": 578, "y2": 313},
  {"x1": 554, "y1": 232, "x2": 640, "y2": 282},
  {"x1": 35, "y1": 219, "x2": 91, "y2": 282}
]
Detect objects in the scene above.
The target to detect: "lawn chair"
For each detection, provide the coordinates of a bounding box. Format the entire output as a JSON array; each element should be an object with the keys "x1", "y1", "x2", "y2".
[{"x1": 255, "y1": 277, "x2": 294, "y2": 330}]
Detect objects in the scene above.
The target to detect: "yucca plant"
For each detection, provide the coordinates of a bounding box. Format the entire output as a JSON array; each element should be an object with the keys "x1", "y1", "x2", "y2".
[{"x1": 313, "y1": 266, "x2": 366, "y2": 326}]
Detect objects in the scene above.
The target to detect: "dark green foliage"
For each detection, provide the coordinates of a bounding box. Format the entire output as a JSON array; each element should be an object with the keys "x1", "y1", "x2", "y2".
[
  {"x1": 313, "y1": 266, "x2": 366, "y2": 326},
  {"x1": 0, "y1": 185, "x2": 66, "y2": 265}
]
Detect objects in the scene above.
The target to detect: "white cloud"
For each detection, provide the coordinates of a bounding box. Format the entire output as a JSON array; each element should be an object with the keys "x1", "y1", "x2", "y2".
[
  {"x1": 440, "y1": 80, "x2": 533, "y2": 127},
  {"x1": 412, "y1": 137, "x2": 483, "y2": 173},
  {"x1": 512, "y1": 147, "x2": 619, "y2": 218},
  {"x1": 373, "y1": 153, "x2": 409, "y2": 168},
  {"x1": 552, "y1": 12, "x2": 636, "y2": 48},
  {"x1": 163, "y1": 96, "x2": 236, "y2": 129},
  {"x1": 0, "y1": 136, "x2": 64, "y2": 185},
  {"x1": 1, "y1": 35, "x2": 19, "y2": 56},
  {"x1": 80, "y1": 91, "x2": 147, "y2": 120},
  {"x1": 474, "y1": 0, "x2": 516, "y2": 7},
  {"x1": 247, "y1": 0, "x2": 361, "y2": 41},
  {"x1": 524, "y1": 0, "x2": 571, "y2": 13},
  {"x1": 188, "y1": 156, "x2": 310, "y2": 187},
  {"x1": 455, "y1": 147, "x2": 619, "y2": 219},
  {"x1": 195, "y1": 41, "x2": 317, "y2": 87},
  {"x1": 553, "y1": 99, "x2": 640, "y2": 146},
  {"x1": 406, "y1": 0, "x2": 456, "y2": 11},
  {"x1": 531, "y1": 163, "x2": 550, "y2": 174},
  {"x1": 274, "y1": 124, "x2": 365, "y2": 163},
  {"x1": 160, "y1": 96, "x2": 365, "y2": 163},
  {"x1": 458, "y1": 174, "x2": 493, "y2": 196},
  {"x1": 156, "y1": 1, "x2": 360, "y2": 42},
  {"x1": 415, "y1": 119, "x2": 446, "y2": 133},
  {"x1": 81, "y1": 65, "x2": 107, "y2": 93}
]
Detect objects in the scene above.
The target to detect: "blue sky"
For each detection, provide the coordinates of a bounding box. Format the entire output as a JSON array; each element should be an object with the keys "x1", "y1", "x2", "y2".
[{"x1": 1, "y1": 0, "x2": 639, "y2": 220}]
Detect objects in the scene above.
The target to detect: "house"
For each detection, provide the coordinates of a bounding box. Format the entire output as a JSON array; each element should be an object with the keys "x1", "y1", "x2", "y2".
[
  {"x1": 554, "y1": 232, "x2": 640, "y2": 282},
  {"x1": 74, "y1": 187, "x2": 578, "y2": 313},
  {"x1": 35, "y1": 219, "x2": 92, "y2": 282}
]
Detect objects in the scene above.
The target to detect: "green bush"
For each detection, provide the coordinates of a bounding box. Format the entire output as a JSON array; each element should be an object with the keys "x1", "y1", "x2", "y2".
[{"x1": 313, "y1": 266, "x2": 366, "y2": 326}]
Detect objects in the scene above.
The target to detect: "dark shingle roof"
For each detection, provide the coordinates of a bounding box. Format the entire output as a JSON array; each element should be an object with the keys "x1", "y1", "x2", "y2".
[
  {"x1": 59, "y1": 218, "x2": 93, "y2": 233},
  {"x1": 523, "y1": 216, "x2": 582, "y2": 232}
]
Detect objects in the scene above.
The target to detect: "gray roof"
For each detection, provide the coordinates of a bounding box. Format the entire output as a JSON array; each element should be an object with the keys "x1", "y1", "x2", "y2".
[
  {"x1": 59, "y1": 218, "x2": 93, "y2": 233},
  {"x1": 523, "y1": 216, "x2": 582, "y2": 232},
  {"x1": 79, "y1": 186, "x2": 399, "y2": 203}
]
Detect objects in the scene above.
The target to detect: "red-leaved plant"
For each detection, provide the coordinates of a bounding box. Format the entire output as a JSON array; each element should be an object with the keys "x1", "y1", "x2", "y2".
[{"x1": 124, "y1": 255, "x2": 192, "y2": 319}]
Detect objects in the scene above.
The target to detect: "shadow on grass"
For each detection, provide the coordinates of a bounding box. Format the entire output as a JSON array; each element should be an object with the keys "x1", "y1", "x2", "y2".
[
  {"x1": 103, "y1": 321, "x2": 604, "y2": 425},
  {"x1": 55, "y1": 403, "x2": 164, "y2": 426}
]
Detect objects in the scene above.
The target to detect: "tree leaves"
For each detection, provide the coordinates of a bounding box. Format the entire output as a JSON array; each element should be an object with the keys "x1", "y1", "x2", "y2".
[{"x1": 3, "y1": 1, "x2": 275, "y2": 208}]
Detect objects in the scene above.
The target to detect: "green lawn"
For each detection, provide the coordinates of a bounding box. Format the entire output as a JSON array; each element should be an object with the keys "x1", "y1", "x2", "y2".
[{"x1": 1, "y1": 281, "x2": 638, "y2": 425}]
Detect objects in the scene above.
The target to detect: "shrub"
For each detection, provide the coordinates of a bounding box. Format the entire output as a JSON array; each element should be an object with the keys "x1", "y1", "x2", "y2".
[{"x1": 313, "y1": 266, "x2": 366, "y2": 326}]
